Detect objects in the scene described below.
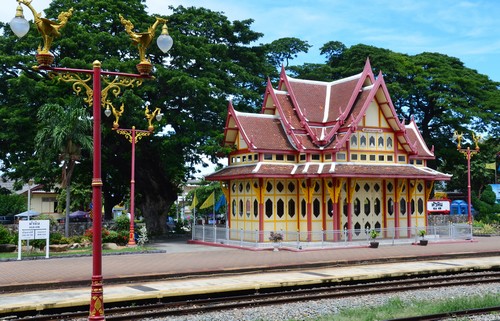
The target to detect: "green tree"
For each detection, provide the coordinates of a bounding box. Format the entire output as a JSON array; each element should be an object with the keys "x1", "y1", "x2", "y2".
[
  {"x1": 35, "y1": 100, "x2": 92, "y2": 236},
  {"x1": 265, "y1": 37, "x2": 311, "y2": 68},
  {"x1": 0, "y1": 0, "x2": 275, "y2": 235},
  {"x1": 0, "y1": 193, "x2": 26, "y2": 216},
  {"x1": 472, "y1": 184, "x2": 500, "y2": 223}
]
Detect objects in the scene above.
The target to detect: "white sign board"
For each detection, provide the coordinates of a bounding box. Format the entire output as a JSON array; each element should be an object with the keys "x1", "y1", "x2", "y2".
[
  {"x1": 18, "y1": 220, "x2": 50, "y2": 260},
  {"x1": 427, "y1": 200, "x2": 451, "y2": 213}
]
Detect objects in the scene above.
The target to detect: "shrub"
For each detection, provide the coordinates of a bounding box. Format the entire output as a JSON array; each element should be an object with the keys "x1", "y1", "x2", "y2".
[
  {"x1": 103, "y1": 230, "x2": 129, "y2": 246},
  {"x1": 49, "y1": 232, "x2": 72, "y2": 244},
  {"x1": 84, "y1": 228, "x2": 110, "y2": 241},
  {"x1": 114, "y1": 215, "x2": 130, "y2": 232},
  {"x1": 0, "y1": 225, "x2": 14, "y2": 244}
]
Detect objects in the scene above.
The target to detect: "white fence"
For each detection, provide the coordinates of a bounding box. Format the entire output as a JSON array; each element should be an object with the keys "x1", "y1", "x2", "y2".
[{"x1": 191, "y1": 223, "x2": 473, "y2": 250}]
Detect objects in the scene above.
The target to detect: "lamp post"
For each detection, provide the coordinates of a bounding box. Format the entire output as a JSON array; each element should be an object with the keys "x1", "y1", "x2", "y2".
[
  {"x1": 105, "y1": 104, "x2": 163, "y2": 246},
  {"x1": 27, "y1": 179, "x2": 34, "y2": 250},
  {"x1": 453, "y1": 130, "x2": 480, "y2": 224},
  {"x1": 9, "y1": 1, "x2": 173, "y2": 319},
  {"x1": 27, "y1": 178, "x2": 34, "y2": 215}
]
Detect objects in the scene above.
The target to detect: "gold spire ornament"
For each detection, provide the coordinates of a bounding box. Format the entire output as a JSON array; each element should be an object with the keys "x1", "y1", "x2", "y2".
[{"x1": 119, "y1": 14, "x2": 167, "y2": 75}]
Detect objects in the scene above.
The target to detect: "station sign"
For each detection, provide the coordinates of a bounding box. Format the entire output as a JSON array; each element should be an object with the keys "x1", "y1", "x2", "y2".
[
  {"x1": 17, "y1": 220, "x2": 50, "y2": 260},
  {"x1": 427, "y1": 199, "x2": 451, "y2": 214}
]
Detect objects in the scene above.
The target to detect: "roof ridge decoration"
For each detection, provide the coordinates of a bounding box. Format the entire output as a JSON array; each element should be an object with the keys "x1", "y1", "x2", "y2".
[
  {"x1": 334, "y1": 69, "x2": 417, "y2": 155},
  {"x1": 265, "y1": 79, "x2": 306, "y2": 151},
  {"x1": 278, "y1": 59, "x2": 375, "y2": 148}
]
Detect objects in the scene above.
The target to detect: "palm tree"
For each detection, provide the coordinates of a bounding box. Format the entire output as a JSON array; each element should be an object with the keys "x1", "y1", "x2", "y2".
[{"x1": 35, "y1": 100, "x2": 92, "y2": 236}]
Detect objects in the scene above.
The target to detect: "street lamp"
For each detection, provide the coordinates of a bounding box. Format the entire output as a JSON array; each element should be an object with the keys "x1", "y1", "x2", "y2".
[
  {"x1": 453, "y1": 130, "x2": 480, "y2": 224},
  {"x1": 105, "y1": 103, "x2": 163, "y2": 246},
  {"x1": 9, "y1": 1, "x2": 173, "y2": 320}
]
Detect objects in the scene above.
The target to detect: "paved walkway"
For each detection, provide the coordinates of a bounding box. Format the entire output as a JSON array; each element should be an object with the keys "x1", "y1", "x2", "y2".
[{"x1": 1, "y1": 236, "x2": 499, "y2": 290}]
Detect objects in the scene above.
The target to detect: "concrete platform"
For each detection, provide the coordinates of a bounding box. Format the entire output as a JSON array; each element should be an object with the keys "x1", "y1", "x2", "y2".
[{"x1": 1, "y1": 255, "x2": 500, "y2": 314}]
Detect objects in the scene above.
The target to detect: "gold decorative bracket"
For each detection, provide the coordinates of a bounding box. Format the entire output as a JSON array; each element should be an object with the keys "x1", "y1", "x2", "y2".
[
  {"x1": 49, "y1": 72, "x2": 93, "y2": 106},
  {"x1": 116, "y1": 127, "x2": 151, "y2": 144},
  {"x1": 49, "y1": 72, "x2": 144, "y2": 112}
]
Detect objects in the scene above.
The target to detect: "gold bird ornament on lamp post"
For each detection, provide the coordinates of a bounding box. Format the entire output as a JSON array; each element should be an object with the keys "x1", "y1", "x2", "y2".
[
  {"x1": 10, "y1": 0, "x2": 73, "y2": 66},
  {"x1": 119, "y1": 14, "x2": 173, "y2": 75}
]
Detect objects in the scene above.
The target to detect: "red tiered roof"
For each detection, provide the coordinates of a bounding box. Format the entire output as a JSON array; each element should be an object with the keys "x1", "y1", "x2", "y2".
[{"x1": 209, "y1": 59, "x2": 450, "y2": 182}]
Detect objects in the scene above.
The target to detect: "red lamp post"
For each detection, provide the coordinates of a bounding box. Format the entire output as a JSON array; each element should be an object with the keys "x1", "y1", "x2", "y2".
[
  {"x1": 106, "y1": 104, "x2": 162, "y2": 246},
  {"x1": 454, "y1": 131, "x2": 480, "y2": 224},
  {"x1": 9, "y1": 1, "x2": 173, "y2": 319}
]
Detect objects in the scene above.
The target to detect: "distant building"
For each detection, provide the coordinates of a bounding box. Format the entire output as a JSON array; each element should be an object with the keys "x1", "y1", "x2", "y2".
[
  {"x1": 0, "y1": 177, "x2": 58, "y2": 216},
  {"x1": 206, "y1": 59, "x2": 451, "y2": 242}
]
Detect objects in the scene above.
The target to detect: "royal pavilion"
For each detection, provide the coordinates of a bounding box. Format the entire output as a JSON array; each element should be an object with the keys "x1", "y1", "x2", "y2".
[{"x1": 205, "y1": 59, "x2": 451, "y2": 243}]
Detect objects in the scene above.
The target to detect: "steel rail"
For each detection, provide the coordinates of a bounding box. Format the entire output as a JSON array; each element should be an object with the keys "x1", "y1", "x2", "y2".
[{"x1": 7, "y1": 271, "x2": 500, "y2": 321}]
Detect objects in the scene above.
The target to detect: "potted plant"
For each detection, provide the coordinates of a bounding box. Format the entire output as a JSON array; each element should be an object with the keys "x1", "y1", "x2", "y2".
[
  {"x1": 418, "y1": 229, "x2": 428, "y2": 246},
  {"x1": 269, "y1": 231, "x2": 283, "y2": 251},
  {"x1": 369, "y1": 230, "x2": 379, "y2": 248}
]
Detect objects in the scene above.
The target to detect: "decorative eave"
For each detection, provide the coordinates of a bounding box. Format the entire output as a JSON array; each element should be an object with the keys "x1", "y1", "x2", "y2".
[
  {"x1": 205, "y1": 162, "x2": 452, "y2": 181},
  {"x1": 222, "y1": 101, "x2": 239, "y2": 147},
  {"x1": 406, "y1": 116, "x2": 435, "y2": 159}
]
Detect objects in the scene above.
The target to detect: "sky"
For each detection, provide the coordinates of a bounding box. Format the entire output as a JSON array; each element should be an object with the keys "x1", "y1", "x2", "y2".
[{"x1": 2, "y1": 0, "x2": 500, "y2": 82}]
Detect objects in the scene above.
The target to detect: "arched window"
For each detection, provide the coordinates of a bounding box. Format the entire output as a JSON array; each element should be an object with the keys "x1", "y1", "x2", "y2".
[
  {"x1": 360, "y1": 135, "x2": 367, "y2": 147},
  {"x1": 265, "y1": 199, "x2": 273, "y2": 218},
  {"x1": 246, "y1": 199, "x2": 251, "y2": 217},
  {"x1": 364, "y1": 198, "x2": 371, "y2": 215},
  {"x1": 418, "y1": 199, "x2": 424, "y2": 214},
  {"x1": 301, "y1": 199, "x2": 307, "y2": 217},
  {"x1": 369, "y1": 135, "x2": 375, "y2": 147},
  {"x1": 350, "y1": 135, "x2": 357, "y2": 147},
  {"x1": 327, "y1": 199, "x2": 333, "y2": 217},
  {"x1": 387, "y1": 198, "x2": 394, "y2": 216},
  {"x1": 313, "y1": 199, "x2": 321, "y2": 217},
  {"x1": 288, "y1": 199, "x2": 295, "y2": 218},
  {"x1": 400, "y1": 198, "x2": 407, "y2": 215},
  {"x1": 387, "y1": 137, "x2": 393, "y2": 148},
  {"x1": 374, "y1": 198, "x2": 381, "y2": 215},
  {"x1": 354, "y1": 198, "x2": 361, "y2": 216},
  {"x1": 277, "y1": 199, "x2": 284, "y2": 218}
]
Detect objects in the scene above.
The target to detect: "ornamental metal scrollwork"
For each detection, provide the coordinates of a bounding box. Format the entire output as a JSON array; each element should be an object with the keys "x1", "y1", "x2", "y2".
[
  {"x1": 49, "y1": 71, "x2": 93, "y2": 107},
  {"x1": 115, "y1": 128, "x2": 151, "y2": 144},
  {"x1": 48, "y1": 72, "x2": 143, "y2": 110},
  {"x1": 101, "y1": 76, "x2": 143, "y2": 111}
]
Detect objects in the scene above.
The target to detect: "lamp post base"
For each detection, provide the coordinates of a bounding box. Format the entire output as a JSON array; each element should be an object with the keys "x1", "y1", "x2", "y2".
[{"x1": 89, "y1": 275, "x2": 104, "y2": 320}]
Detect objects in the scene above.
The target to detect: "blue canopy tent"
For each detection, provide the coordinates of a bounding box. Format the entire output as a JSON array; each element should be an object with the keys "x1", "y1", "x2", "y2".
[{"x1": 15, "y1": 210, "x2": 40, "y2": 220}]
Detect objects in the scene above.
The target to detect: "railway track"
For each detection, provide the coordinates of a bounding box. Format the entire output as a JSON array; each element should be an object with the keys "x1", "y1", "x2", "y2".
[{"x1": 4, "y1": 270, "x2": 500, "y2": 321}]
